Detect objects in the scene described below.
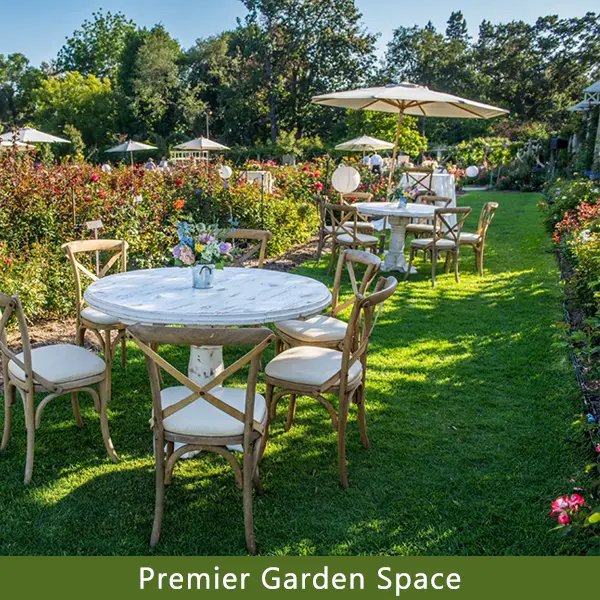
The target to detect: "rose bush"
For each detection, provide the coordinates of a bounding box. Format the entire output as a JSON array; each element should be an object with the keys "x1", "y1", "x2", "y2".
[{"x1": 0, "y1": 152, "x2": 320, "y2": 320}]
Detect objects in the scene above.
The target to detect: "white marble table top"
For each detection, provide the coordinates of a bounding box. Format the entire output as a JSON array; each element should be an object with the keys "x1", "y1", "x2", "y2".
[
  {"x1": 354, "y1": 201, "x2": 436, "y2": 219},
  {"x1": 84, "y1": 267, "x2": 332, "y2": 326}
]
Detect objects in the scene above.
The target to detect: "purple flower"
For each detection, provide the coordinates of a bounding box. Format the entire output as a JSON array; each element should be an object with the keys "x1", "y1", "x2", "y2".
[
  {"x1": 219, "y1": 242, "x2": 232, "y2": 254},
  {"x1": 179, "y1": 246, "x2": 195, "y2": 265},
  {"x1": 172, "y1": 244, "x2": 183, "y2": 258}
]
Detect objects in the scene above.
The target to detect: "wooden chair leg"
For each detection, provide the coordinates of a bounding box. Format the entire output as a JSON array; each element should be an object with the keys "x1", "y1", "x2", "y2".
[
  {"x1": 1, "y1": 381, "x2": 15, "y2": 450},
  {"x1": 150, "y1": 432, "x2": 165, "y2": 548},
  {"x1": 164, "y1": 441, "x2": 175, "y2": 485},
  {"x1": 478, "y1": 246, "x2": 485, "y2": 277},
  {"x1": 285, "y1": 394, "x2": 296, "y2": 432},
  {"x1": 356, "y1": 385, "x2": 370, "y2": 449},
  {"x1": 378, "y1": 217, "x2": 388, "y2": 253},
  {"x1": 431, "y1": 250, "x2": 437, "y2": 287},
  {"x1": 243, "y1": 441, "x2": 257, "y2": 554},
  {"x1": 259, "y1": 383, "x2": 274, "y2": 462},
  {"x1": 99, "y1": 378, "x2": 119, "y2": 463},
  {"x1": 103, "y1": 331, "x2": 113, "y2": 405},
  {"x1": 121, "y1": 334, "x2": 127, "y2": 368},
  {"x1": 444, "y1": 252, "x2": 452, "y2": 273},
  {"x1": 337, "y1": 393, "x2": 350, "y2": 489},
  {"x1": 76, "y1": 324, "x2": 86, "y2": 346},
  {"x1": 315, "y1": 229, "x2": 325, "y2": 265},
  {"x1": 71, "y1": 392, "x2": 84, "y2": 429},
  {"x1": 454, "y1": 249, "x2": 460, "y2": 283},
  {"x1": 24, "y1": 390, "x2": 35, "y2": 485}
]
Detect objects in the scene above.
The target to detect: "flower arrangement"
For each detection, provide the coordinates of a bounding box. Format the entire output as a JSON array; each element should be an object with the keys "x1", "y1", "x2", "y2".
[
  {"x1": 172, "y1": 221, "x2": 233, "y2": 268},
  {"x1": 421, "y1": 158, "x2": 439, "y2": 170}
]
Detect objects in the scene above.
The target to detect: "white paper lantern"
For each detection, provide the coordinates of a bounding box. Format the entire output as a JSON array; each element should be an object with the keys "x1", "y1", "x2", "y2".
[
  {"x1": 465, "y1": 165, "x2": 479, "y2": 178},
  {"x1": 331, "y1": 166, "x2": 360, "y2": 193},
  {"x1": 218, "y1": 165, "x2": 233, "y2": 179}
]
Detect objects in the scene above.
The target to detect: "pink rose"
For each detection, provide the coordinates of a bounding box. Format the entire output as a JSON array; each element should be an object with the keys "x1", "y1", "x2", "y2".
[
  {"x1": 567, "y1": 494, "x2": 585, "y2": 509},
  {"x1": 550, "y1": 497, "x2": 569, "y2": 516},
  {"x1": 91, "y1": 173, "x2": 100, "y2": 182},
  {"x1": 557, "y1": 512, "x2": 570, "y2": 525}
]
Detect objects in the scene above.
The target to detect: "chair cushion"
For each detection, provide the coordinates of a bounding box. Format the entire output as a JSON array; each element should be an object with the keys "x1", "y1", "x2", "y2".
[
  {"x1": 325, "y1": 223, "x2": 374, "y2": 233},
  {"x1": 275, "y1": 315, "x2": 347, "y2": 343},
  {"x1": 458, "y1": 232, "x2": 481, "y2": 243},
  {"x1": 336, "y1": 232, "x2": 379, "y2": 245},
  {"x1": 160, "y1": 386, "x2": 267, "y2": 437},
  {"x1": 9, "y1": 344, "x2": 106, "y2": 385},
  {"x1": 265, "y1": 346, "x2": 362, "y2": 387},
  {"x1": 406, "y1": 223, "x2": 434, "y2": 233},
  {"x1": 81, "y1": 306, "x2": 121, "y2": 326},
  {"x1": 411, "y1": 237, "x2": 457, "y2": 249}
]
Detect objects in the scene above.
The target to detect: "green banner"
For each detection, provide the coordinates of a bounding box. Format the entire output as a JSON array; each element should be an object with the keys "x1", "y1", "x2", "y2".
[{"x1": 0, "y1": 557, "x2": 596, "y2": 598}]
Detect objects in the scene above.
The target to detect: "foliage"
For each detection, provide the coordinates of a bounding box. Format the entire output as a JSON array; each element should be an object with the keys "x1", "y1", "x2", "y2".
[
  {"x1": 33, "y1": 72, "x2": 117, "y2": 149},
  {"x1": 56, "y1": 10, "x2": 136, "y2": 78},
  {"x1": 448, "y1": 137, "x2": 512, "y2": 168},
  {"x1": 0, "y1": 151, "x2": 319, "y2": 320},
  {"x1": 541, "y1": 178, "x2": 600, "y2": 231}
]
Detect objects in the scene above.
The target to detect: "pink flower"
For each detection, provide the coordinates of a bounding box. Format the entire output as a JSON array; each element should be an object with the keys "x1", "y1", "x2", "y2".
[
  {"x1": 179, "y1": 246, "x2": 195, "y2": 265},
  {"x1": 550, "y1": 496, "x2": 569, "y2": 516},
  {"x1": 557, "y1": 513, "x2": 570, "y2": 525},
  {"x1": 567, "y1": 494, "x2": 585, "y2": 509},
  {"x1": 91, "y1": 173, "x2": 100, "y2": 182},
  {"x1": 595, "y1": 443, "x2": 600, "y2": 453}
]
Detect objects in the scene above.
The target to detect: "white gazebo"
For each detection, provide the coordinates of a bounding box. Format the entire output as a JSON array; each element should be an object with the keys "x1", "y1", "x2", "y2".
[{"x1": 172, "y1": 136, "x2": 230, "y2": 162}]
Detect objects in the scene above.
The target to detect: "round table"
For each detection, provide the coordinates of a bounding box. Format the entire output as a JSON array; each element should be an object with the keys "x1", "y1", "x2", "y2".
[
  {"x1": 354, "y1": 202, "x2": 436, "y2": 273},
  {"x1": 84, "y1": 267, "x2": 332, "y2": 385}
]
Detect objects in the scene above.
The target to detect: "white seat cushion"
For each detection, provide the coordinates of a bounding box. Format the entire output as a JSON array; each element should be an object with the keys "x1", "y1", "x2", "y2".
[
  {"x1": 336, "y1": 232, "x2": 379, "y2": 245},
  {"x1": 275, "y1": 315, "x2": 347, "y2": 343},
  {"x1": 265, "y1": 346, "x2": 362, "y2": 387},
  {"x1": 161, "y1": 386, "x2": 267, "y2": 437},
  {"x1": 9, "y1": 344, "x2": 106, "y2": 385},
  {"x1": 406, "y1": 223, "x2": 434, "y2": 233},
  {"x1": 81, "y1": 307, "x2": 121, "y2": 326},
  {"x1": 325, "y1": 222, "x2": 374, "y2": 233},
  {"x1": 411, "y1": 237, "x2": 457, "y2": 249},
  {"x1": 458, "y1": 232, "x2": 481, "y2": 243}
]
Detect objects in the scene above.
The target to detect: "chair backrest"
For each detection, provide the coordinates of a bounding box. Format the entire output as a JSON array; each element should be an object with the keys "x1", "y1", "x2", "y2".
[
  {"x1": 331, "y1": 249, "x2": 381, "y2": 318},
  {"x1": 418, "y1": 195, "x2": 453, "y2": 208},
  {"x1": 477, "y1": 202, "x2": 499, "y2": 239},
  {"x1": 325, "y1": 202, "x2": 360, "y2": 243},
  {"x1": 432, "y1": 207, "x2": 472, "y2": 245},
  {"x1": 403, "y1": 167, "x2": 434, "y2": 194},
  {"x1": 226, "y1": 229, "x2": 273, "y2": 269},
  {"x1": 61, "y1": 239, "x2": 129, "y2": 312},
  {"x1": 325, "y1": 275, "x2": 397, "y2": 394},
  {"x1": 0, "y1": 293, "x2": 58, "y2": 393},
  {"x1": 340, "y1": 192, "x2": 373, "y2": 204},
  {"x1": 129, "y1": 326, "x2": 275, "y2": 441}
]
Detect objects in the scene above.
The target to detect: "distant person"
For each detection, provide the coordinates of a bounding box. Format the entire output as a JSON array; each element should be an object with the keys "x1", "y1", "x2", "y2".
[
  {"x1": 370, "y1": 151, "x2": 383, "y2": 175},
  {"x1": 159, "y1": 156, "x2": 169, "y2": 170},
  {"x1": 101, "y1": 162, "x2": 112, "y2": 173},
  {"x1": 144, "y1": 157, "x2": 157, "y2": 171},
  {"x1": 362, "y1": 153, "x2": 371, "y2": 166}
]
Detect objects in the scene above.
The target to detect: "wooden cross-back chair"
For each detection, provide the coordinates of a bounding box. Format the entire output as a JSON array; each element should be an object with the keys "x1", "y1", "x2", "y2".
[
  {"x1": 263, "y1": 275, "x2": 398, "y2": 488},
  {"x1": 458, "y1": 202, "x2": 499, "y2": 276},
  {"x1": 226, "y1": 229, "x2": 272, "y2": 269},
  {"x1": 325, "y1": 203, "x2": 379, "y2": 275},
  {"x1": 61, "y1": 239, "x2": 129, "y2": 403},
  {"x1": 402, "y1": 166, "x2": 435, "y2": 194},
  {"x1": 0, "y1": 293, "x2": 118, "y2": 484},
  {"x1": 406, "y1": 206, "x2": 472, "y2": 287},
  {"x1": 340, "y1": 191, "x2": 376, "y2": 234},
  {"x1": 275, "y1": 249, "x2": 381, "y2": 361},
  {"x1": 405, "y1": 195, "x2": 453, "y2": 243},
  {"x1": 129, "y1": 325, "x2": 275, "y2": 553}
]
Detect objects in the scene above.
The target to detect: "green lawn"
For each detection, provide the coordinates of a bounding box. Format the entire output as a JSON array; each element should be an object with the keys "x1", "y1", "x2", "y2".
[{"x1": 0, "y1": 192, "x2": 588, "y2": 555}]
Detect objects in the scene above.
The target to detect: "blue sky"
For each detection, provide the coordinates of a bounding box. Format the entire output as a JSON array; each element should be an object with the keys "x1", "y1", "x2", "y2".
[{"x1": 0, "y1": 0, "x2": 596, "y2": 67}]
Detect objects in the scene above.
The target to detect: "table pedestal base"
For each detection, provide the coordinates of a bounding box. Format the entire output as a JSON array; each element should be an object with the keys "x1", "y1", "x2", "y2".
[
  {"x1": 188, "y1": 345, "x2": 224, "y2": 386},
  {"x1": 381, "y1": 216, "x2": 417, "y2": 274}
]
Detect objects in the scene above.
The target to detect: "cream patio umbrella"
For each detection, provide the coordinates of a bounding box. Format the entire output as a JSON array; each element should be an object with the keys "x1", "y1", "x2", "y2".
[
  {"x1": 174, "y1": 136, "x2": 230, "y2": 151},
  {"x1": 105, "y1": 140, "x2": 157, "y2": 167},
  {"x1": 334, "y1": 135, "x2": 395, "y2": 152},
  {"x1": 0, "y1": 126, "x2": 70, "y2": 144},
  {"x1": 313, "y1": 82, "x2": 508, "y2": 190}
]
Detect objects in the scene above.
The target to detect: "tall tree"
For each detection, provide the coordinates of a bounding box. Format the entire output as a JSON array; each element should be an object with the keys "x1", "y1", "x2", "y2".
[
  {"x1": 56, "y1": 10, "x2": 136, "y2": 78},
  {"x1": 0, "y1": 54, "x2": 45, "y2": 127}
]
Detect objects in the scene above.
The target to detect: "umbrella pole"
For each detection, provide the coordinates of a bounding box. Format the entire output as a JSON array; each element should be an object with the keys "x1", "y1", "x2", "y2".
[{"x1": 387, "y1": 111, "x2": 405, "y2": 195}]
